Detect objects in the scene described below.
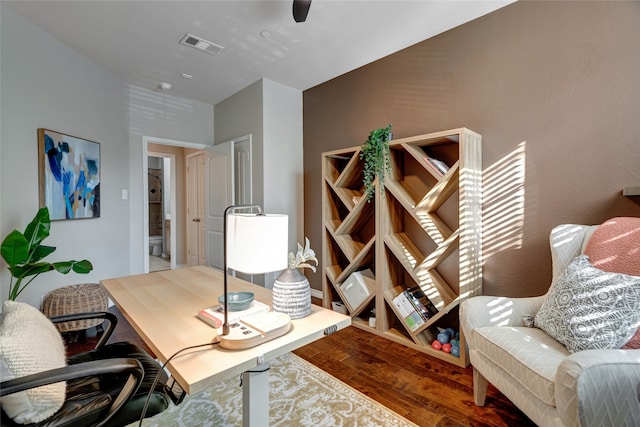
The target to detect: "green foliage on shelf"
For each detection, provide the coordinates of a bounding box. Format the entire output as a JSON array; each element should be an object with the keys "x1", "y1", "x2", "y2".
[
  {"x1": 1, "y1": 207, "x2": 93, "y2": 301},
  {"x1": 360, "y1": 124, "x2": 392, "y2": 202}
]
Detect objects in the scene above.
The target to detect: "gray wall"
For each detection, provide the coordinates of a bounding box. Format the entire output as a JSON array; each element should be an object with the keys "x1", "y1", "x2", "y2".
[
  {"x1": 1, "y1": 6, "x2": 129, "y2": 307},
  {"x1": 303, "y1": 1, "x2": 640, "y2": 297},
  {"x1": 0, "y1": 5, "x2": 215, "y2": 306},
  {"x1": 215, "y1": 78, "x2": 303, "y2": 254},
  {"x1": 215, "y1": 80, "x2": 265, "y2": 210},
  {"x1": 263, "y1": 79, "x2": 303, "y2": 247}
]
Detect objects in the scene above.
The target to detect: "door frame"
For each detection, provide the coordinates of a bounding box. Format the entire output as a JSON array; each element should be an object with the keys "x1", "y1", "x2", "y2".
[{"x1": 142, "y1": 136, "x2": 208, "y2": 273}]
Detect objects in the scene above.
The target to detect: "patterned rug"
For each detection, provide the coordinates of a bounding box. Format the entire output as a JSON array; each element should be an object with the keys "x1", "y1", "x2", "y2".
[{"x1": 131, "y1": 352, "x2": 417, "y2": 427}]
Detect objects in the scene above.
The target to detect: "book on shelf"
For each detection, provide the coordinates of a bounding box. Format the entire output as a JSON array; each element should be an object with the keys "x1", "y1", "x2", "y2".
[
  {"x1": 406, "y1": 286, "x2": 439, "y2": 319},
  {"x1": 392, "y1": 291, "x2": 425, "y2": 331},
  {"x1": 197, "y1": 300, "x2": 270, "y2": 328},
  {"x1": 403, "y1": 289, "x2": 430, "y2": 322},
  {"x1": 424, "y1": 156, "x2": 449, "y2": 176}
]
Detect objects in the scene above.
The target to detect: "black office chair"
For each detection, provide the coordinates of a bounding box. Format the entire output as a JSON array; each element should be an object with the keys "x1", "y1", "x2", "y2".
[{"x1": 1, "y1": 311, "x2": 170, "y2": 427}]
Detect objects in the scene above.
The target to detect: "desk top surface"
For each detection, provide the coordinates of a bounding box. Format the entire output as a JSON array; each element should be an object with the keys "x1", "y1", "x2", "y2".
[{"x1": 101, "y1": 266, "x2": 351, "y2": 394}]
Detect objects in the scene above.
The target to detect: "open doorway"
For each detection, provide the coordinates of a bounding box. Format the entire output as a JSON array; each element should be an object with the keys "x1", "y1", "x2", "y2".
[
  {"x1": 142, "y1": 136, "x2": 207, "y2": 273},
  {"x1": 147, "y1": 152, "x2": 173, "y2": 272}
]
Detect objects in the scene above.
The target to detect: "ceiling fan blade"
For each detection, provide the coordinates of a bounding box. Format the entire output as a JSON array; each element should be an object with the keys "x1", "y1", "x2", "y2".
[{"x1": 293, "y1": 0, "x2": 312, "y2": 23}]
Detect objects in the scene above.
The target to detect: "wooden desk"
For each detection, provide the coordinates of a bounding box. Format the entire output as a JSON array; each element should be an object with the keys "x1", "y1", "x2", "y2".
[{"x1": 101, "y1": 266, "x2": 351, "y2": 425}]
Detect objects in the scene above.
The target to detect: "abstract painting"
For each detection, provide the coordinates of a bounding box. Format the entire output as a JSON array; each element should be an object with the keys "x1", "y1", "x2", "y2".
[{"x1": 38, "y1": 129, "x2": 100, "y2": 220}]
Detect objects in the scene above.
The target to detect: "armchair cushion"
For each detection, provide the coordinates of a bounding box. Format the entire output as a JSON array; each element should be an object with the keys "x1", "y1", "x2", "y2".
[
  {"x1": 474, "y1": 326, "x2": 569, "y2": 406},
  {"x1": 535, "y1": 255, "x2": 640, "y2": 353},
  {"x1": 0, "y1": 301, "x2": 66, "y2": 424}
]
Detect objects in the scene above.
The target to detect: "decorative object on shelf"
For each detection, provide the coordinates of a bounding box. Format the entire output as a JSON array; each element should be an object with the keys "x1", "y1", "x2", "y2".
[
  {"x1": 340, "y1": 269, "x2": 375, "y2": 310},
  {"x1": 1, "y1": 207, "x2": 93, "y2": 301},
  {"x1": 273, "y1": 237, "x2": 318, "y2": 319},
  {"x1": 432, "y1": 328, "x2": 460, "y2": 357},
  {"x1": 38, "y1": 129, "x2": 100, "y2": 220},
  {"x1": 360, "y1": 124, "x2": 392, "y2": 202}
]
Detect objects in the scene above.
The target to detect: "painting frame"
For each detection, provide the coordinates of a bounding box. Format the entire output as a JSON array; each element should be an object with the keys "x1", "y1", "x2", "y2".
[{"x1": 38, "y1": 128, "x2": 101, "y2": 221}]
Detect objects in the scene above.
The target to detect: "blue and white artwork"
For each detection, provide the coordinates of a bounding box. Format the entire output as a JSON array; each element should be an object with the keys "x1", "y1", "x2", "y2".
[{"x1": 39, "y1": 129, "x2": 100, "y2": 220}]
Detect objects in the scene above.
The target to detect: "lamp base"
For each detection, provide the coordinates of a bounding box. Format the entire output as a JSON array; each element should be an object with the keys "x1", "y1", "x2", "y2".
[{"x1": 216, "y1": 311, "x2": 291, "y2": 350}]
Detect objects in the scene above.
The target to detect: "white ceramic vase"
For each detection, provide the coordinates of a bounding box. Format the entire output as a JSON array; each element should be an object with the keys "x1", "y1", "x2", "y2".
[{"x1": 272, "y1": 268, "x2": 312, "y2": 319}]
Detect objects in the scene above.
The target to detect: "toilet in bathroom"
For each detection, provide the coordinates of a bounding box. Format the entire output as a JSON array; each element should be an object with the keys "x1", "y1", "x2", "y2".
[{"x1": 149, "y1": 235, "x2": 163, "y2": 256}]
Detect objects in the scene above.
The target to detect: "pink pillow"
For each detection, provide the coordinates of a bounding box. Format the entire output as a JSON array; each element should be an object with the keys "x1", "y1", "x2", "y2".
[{"x1": 584, "y1": 217, "x2": 640, "y2": 349}]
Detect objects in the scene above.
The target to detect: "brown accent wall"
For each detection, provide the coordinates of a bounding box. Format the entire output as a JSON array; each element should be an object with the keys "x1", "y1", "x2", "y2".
[{"x1": 303, "y1": 1, "x2": 640, "y2": 298}]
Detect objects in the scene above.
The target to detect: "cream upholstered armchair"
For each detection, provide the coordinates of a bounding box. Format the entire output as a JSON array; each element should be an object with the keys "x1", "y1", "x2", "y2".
[{"x1": 461, "y1": 218, "x2": 640, "y2": 427}]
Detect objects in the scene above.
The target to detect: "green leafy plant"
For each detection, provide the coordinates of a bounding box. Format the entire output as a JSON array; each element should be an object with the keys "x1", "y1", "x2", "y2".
[
  {"x1": 287, "y1": 237, "x2": 318, "y2": 273},
  {"x1": 1, "y1": 207, "x2": 93, "y2": 301},
  {"x1": 360, "y1": 124, "x2": 392, "y2": 202}
]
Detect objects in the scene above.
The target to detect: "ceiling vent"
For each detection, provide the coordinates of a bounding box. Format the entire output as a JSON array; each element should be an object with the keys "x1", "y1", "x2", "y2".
[{"x1": 180, "y1": 33, "x2": 224, "y2": 56}]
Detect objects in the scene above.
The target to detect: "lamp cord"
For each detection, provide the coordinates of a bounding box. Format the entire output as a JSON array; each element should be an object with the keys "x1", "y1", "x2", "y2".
[{"x1": 137, "y1": 341, "x2": 217, "y2": 426}]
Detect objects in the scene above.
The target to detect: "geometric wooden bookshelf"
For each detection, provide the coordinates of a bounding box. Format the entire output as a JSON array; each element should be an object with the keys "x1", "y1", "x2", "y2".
[
  {"x1": 322, "y1": 128, "x2": 482, "y2": 367},
  {"x1": 322, "y1": 148, "x2": 377, "y2": 331}
]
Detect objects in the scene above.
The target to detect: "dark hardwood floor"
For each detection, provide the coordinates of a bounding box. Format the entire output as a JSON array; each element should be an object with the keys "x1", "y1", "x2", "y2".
[{"x1": 67, "y1": 305, "x2": 535, "y2": 427}]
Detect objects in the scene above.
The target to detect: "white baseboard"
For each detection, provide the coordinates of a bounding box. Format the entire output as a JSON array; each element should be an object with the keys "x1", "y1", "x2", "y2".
[{"x1": 311, "y1": 288, "x2": 323, "y2": 301}]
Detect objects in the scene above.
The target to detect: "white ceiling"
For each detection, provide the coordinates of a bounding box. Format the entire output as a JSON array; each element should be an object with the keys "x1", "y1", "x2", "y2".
[{"x1": 4, "y1": 0, "x2": 514, "y2": 106}]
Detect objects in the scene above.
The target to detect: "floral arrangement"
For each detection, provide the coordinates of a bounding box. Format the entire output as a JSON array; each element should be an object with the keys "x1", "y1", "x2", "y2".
[{"x1": 287, "y1": 237, "x2": 318, "y2": 273}]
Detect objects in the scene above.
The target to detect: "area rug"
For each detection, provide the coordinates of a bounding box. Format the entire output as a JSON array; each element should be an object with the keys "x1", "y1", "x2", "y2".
[{"x1": 130, "y1": 352, "x2": 417, "y2": 427}]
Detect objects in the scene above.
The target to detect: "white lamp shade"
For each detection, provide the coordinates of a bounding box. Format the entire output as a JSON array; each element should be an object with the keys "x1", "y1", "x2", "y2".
[{"x1": 226, "y1": 213, "x2": 288, "y2": 274}]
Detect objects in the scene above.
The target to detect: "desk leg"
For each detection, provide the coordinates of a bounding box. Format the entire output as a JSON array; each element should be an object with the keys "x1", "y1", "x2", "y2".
[{"x1": 242, "y1": 362, "x2": 270, "y2": 427}]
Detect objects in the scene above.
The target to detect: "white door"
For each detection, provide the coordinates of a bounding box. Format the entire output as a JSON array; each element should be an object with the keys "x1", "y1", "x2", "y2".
[
  {"x1": 204, "y1": 135, "x2": 253, "y2": 272},
  {"x1": 204, "y1": 142, "x2": 233, "y2": 270},
  {"x1": 186, "y1": 153, "x2": 205, "y2": 266}
]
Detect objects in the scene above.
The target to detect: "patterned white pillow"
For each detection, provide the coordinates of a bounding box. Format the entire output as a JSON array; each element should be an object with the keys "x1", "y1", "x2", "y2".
[
  {"x1": 535, "y1": 255, "x2": 640, "y2": 353},
  {"x1": 0, "y1": 301, "x2": 67, "y2": 423}
]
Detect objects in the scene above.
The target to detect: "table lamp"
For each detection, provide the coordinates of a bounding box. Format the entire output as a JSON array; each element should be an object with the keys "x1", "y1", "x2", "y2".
[{"x1": 221, "y1": 205, "x2": 289, "y2": 341}]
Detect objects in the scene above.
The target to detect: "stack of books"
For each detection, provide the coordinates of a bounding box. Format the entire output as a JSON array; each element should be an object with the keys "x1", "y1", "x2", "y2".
[
  {"x1": 406, "y1": 286, "x2": 438, "y2": 320},
  {"x1": 392, "y1": 291, "x2": 425, "y2": 331},
  {"x1": 392, "y1": 286, "x2": 439, "y2": 331}
]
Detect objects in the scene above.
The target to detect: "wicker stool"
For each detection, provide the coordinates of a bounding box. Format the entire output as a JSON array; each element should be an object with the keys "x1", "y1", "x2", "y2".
[{"x1": 42, "y1": 283, "x2": 108, "y2": 332}]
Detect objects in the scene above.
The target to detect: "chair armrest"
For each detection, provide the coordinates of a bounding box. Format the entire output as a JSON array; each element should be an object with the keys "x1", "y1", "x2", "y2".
[
  {"x1": 50, "y1": 311, "x2": 118, "y2": 349},
  {"x1": 556, "y1": 349, "x2": 640, "y2": 427},
  {"x1": 0, "y1": 358, "x2": 142, "y2": 397},
  {"x1": 1, "y1": 358, "x2": 143, "y2": 427},
  {"x1": 460, "y1": 295, "x2": 545, "y2": 348}
]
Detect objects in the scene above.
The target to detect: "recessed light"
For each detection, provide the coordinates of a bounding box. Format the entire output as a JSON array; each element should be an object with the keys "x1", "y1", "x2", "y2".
[
  {"x1": 260, "y1": 30, "x2": 272, "y2": 38},
  {"x1": 181, "y1": 73, "x2": 194, "y2": 80},
  {"x1": 158, "y1": 82, "x2": 172, "y2": 91}
]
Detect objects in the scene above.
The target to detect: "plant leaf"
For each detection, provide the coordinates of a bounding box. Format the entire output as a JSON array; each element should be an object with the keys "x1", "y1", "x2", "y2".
[
  {"x1": 296, "y1": 262, "x2": 316, "y2": 273},
  {"x1": 30, "y1": 245, "x2": 56, "y2": 263},
  {"x1": 1, "y1": 230, "x2": 29, "y2": 266},
  {"x1": 9, "y1": 263, "x2": 53, "y2": 279},
  {"x1": 23, "y1": 207, "x2": 51, "y2": 252},
  {"x1": 52, "y1": 261, "x2": 73, "y2": 274},
  {"x1": 71, "y1": 259, "x2": 93, "y2": 274}
]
